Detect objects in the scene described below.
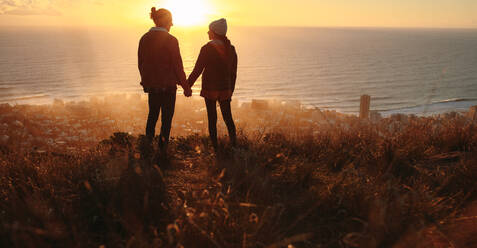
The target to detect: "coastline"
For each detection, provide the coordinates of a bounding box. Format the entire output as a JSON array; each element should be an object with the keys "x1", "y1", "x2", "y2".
[
  {"x1": 2, "y1": 92, "x2": 476, "y2": 116},
  {"x1": 0, "y1": 94, "x2": 475, "y2": 154}
]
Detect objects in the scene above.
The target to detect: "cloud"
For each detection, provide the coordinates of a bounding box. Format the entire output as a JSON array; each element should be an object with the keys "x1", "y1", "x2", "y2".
[
  {"x1": 4, "y1": 7, "x2": 61, "y2": 16},
  {"x1": 0, "y1": 0, "x2": 62, "y2": 16},
  {"x1": 0, "y1": 0, "x2": 17, "y2": 14}
]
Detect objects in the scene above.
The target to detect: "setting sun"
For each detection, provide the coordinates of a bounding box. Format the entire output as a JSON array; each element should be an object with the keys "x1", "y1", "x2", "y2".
[{"x1": 159, "y1": 0, "x2": 213, "y2": 27}]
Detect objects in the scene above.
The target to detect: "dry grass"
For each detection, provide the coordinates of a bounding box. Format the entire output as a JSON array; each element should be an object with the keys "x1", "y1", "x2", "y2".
[{"x1": 1, "y1": 114, "x2": 477, "y2": 247}]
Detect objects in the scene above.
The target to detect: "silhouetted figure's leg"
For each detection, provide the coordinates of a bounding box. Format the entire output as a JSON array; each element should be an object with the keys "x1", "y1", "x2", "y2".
[
  {"x1": 219, "y1": 100, "x2": 237, "y2": 146},
  {"x1": 159, "y1": 93, "x2": 176, "y2": 153},
  {"x1": 205, "y1": 99, "x2": 218, "y2": 149},
  {"x1": 146, "y1": 93, "x2": 161, "y2": 141}
]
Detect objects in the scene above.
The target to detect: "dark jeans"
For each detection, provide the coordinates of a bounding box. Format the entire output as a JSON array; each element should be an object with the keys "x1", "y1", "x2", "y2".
[
  {"x1": 146, "y1": 92, "x2": 176, "y2": 148},
  {"x1": 205, "y1": 99, "x2": 237, "y2": 147}
]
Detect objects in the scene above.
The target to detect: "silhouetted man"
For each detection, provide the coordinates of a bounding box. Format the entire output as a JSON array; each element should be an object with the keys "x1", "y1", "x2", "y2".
[{"x1": 138, "y1": 7, "x2": 192, "y2": 155}]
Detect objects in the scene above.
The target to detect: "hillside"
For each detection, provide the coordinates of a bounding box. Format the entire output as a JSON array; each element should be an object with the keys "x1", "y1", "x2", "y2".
[{"x1": 1, "y1": 98, "x2": 477, "y2": 247}]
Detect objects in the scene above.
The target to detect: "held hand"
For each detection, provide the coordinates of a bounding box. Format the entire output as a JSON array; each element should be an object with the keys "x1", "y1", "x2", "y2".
[{"x1": 184, "y1": 87, "x2": 192, "y2": 97}]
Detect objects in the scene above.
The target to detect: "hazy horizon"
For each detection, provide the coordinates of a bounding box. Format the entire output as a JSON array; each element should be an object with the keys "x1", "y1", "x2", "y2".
[
  {"x1": 2, "y1": 24, "x2": 477, "y2": 31},
  {"x1": 0, "y1": 0, "x2": 476, "y2": 29}
]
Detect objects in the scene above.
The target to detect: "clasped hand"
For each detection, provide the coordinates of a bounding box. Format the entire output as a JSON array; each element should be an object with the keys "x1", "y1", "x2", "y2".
[{"x1": 183, "y1": 87, "x2": 192, "y2": 97}]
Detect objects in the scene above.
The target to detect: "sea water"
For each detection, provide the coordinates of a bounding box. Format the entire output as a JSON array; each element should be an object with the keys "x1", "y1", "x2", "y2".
[{"x1": 1, "y1": 26, "x2": 476, "y2": 115}]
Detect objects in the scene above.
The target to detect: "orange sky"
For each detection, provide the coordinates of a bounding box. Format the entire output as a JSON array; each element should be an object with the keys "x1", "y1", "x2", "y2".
[{"x1": 0, "y1": 0, "x2": 476, "y2": 28}]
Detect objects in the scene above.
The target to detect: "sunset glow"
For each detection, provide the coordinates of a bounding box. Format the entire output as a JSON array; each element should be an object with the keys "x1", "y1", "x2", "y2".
[
  {"x1": 0, "y1": 1, "x2": 476, "y2": 29},
  {"x1": 160, "y1": 0, "x2": 213, "y2": 27}
]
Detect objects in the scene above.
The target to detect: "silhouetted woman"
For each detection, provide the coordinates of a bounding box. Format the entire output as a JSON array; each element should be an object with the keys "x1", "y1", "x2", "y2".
[{"x1": 187, "y1": 18, "x2": 238, "y2": 149}]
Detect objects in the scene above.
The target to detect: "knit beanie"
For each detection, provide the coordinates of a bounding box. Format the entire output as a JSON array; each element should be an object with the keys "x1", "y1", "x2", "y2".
[{"x1": 209, "y1": 18, "x2": 227, "y2": 36}]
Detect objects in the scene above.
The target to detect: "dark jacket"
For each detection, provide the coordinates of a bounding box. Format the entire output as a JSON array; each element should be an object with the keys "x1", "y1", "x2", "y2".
[
  {"x1": 138, "y1": 28, "x2": 187, "y2": 93},
  {"x1": 188, "y1": 40, "x2": 238, "y2": 95}
]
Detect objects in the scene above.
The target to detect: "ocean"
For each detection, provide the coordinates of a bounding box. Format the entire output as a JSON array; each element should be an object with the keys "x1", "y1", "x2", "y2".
[{"x1": 1, "y1": 26, "x2": 476, "y2": 115}]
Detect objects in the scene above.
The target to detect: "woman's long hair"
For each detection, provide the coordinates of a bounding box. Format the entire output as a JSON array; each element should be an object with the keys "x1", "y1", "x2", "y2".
[
  {"x1": 213, "y1": 33, "x2": 232, "y2": 59},
  {"x1": 216, "y1": 35, "x2": 231, "y2": 50}
]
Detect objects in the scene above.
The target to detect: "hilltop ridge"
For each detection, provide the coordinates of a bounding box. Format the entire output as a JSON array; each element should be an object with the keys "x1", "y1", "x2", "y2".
[{"x1": 1, "y1": 99, "x2": 476, "y2": 247}]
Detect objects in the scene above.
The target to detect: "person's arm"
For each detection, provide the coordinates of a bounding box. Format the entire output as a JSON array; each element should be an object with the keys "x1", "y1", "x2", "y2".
[
  {"x1": 170, "y1": 37, "x2": 189, "y2": 91},
  {"x1": 230, "y1": 47, "x2": 238, "y2": 92},
  {"x1": 138, "y1": 36, "x2": 145, "y2": 79},
  {"x1": 187, "y1": 46, "x2": 207, "y2": 88}
]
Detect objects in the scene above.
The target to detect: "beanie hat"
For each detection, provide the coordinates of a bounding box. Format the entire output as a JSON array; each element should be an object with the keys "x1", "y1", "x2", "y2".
[{"x1": 209, "y1": 18, "x2": 227, "y2": 36}]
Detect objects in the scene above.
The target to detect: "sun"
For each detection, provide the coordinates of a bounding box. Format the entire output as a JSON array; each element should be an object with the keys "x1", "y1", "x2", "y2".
[{"x1": 160, "y1": 0, "x2": 213, "y2": 27}]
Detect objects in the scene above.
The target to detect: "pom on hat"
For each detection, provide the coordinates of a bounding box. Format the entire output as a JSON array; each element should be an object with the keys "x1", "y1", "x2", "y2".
[{"x1": 209, "y1": 18, "x2": 227, "y2": 36}]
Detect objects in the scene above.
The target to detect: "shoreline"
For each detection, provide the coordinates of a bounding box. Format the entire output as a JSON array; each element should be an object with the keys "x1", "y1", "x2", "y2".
[
  {"x1": 0, "y1": 94, "x2": 475, "y2": 154},
  {"x1": 1, "y1": 93, "x2": 475, "y2": 117}
]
